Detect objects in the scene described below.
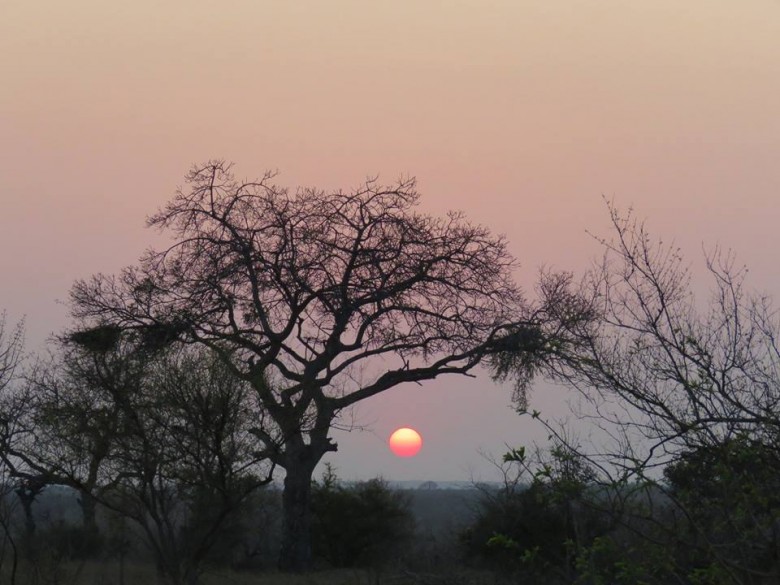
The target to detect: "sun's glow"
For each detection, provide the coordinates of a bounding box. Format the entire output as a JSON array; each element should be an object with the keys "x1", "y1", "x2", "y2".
[{"x1": 389, "y1": 427, "x2": 423, "y2": 457}]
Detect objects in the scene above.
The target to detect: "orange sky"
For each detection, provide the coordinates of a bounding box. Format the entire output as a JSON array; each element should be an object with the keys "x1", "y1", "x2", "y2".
[{"x1": 2, "y1": 1, "x2": 779, "y2": 481}]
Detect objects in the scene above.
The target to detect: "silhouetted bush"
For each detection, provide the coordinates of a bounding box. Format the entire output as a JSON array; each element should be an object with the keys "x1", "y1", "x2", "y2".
[
  {"x1": 38, "y1": 521, "x2": 103, "y2": 560},
  {"x1": 461, "y1": 446, "x2": 611, "y2": 583},
  {"x1": 311, "y1": 467, "x2": 414, "y2": 569},
  {"x1": 664, "y1": 437, "x2": 780, "y2": 581}
]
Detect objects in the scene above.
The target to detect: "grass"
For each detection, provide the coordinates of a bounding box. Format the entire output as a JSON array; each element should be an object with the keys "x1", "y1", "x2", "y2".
[{"x1": 0, "y1": 560, "x2": 498, "y2": 585}]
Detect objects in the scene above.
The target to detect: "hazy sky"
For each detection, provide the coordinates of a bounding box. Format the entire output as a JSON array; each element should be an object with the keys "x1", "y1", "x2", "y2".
[{"x1": 2, "y1": 1, "x2": 779, "y2": 481}]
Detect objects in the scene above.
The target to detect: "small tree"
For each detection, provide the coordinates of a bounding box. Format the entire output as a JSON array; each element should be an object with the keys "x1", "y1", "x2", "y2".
[
  {"x1": 548, "y1": 204, "x2": 780, "y2": 470},
  {"x1": 0, "y1": 313, "x2": 23, "y2": 395},
  {"x1": 24, "y1": 333, "x2": 131, "y2": 544},
  {"x1": 10, "y1": 331, "x2": 273, "y2": 585},
  {"x1": 0, "y1": 312, "x2": 24, "y2": 584},
  {"x1": 101, "y1": 345, "x2": 273, "y2": 585},
  {"x1": 69, "y1": 161, "x2": 587, "y2": 570},
  {"x1": 496, "y1": 204, "x2": 780, "y2": 583}
]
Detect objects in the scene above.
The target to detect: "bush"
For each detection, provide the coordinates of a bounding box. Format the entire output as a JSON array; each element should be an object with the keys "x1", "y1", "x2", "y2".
[
  {"x1": 311, "y1": 466, "x2": 414, "y2": 568},
  {"x1": 664, "y1": 437, "x2": 780, "y2": 581},
  {"x1": 462, "y1": 482, "x2": 576, "y2": 580},
  {"x1": 461, "y1": 445, "x2": 610, "y2": 582}
]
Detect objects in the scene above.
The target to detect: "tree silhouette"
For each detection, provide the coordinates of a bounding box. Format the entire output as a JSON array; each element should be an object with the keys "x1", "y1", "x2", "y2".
[
  {"x1": 496, "y1": 204, "x2": 780, "y2": 582},
  {"x1": 69, "y1": 161, "x2": 585, "y2": 571},
  {"x1": 0, "y1": 312, "x2": 23, "y2": 395}
]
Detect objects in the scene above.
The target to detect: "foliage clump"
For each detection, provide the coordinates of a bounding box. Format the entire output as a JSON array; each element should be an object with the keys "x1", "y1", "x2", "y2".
[
  {"x1": 665, "y1": 437, "x2": 780, "y2": 582},
  {"x1": 461, "y1": 445, "x2": 610, "y2": 582},
  {"x1": 311, "y1": 466, "x2": 414, "y2": 569}
]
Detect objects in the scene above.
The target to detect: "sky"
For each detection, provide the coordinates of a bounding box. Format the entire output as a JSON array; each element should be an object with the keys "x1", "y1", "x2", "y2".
[{"x1": 2, "y1": 1, "x2": 779, "y2": 482}]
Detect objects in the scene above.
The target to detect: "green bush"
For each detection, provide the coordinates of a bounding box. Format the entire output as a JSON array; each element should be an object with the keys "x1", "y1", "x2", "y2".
[
  {"x1": 462, "y1": 481, "x2": 579, "y2": 579},
  {"x1": 310, "y1": 466, "x2": 414, "y2": 568},
  {"x1": 461, "y1": 445, "x2": 610, "y2": 582},
  {"x1": 664, "y1": 437, "x2": 780, "y2": 581}
]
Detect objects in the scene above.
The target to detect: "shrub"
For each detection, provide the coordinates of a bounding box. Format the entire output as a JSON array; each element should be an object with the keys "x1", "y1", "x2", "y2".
[
  {"x1": 664, "y1": 437, "x2": 780, "y2": 581},
  {"x1": 311, "y1": 466, "x2": 414, "y2": 568},
  {"x1": 461, "y1": 445, "x2": 610, "y2": 582}
]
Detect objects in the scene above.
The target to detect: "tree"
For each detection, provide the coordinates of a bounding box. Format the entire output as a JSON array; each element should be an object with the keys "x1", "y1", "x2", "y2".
[
  {"x1": 0, "y1": 312, "x2": 24, "y2": 585},
  {"x1": 7, "y1": 331, "x2": 272, "y2": 585},
  {"x1": 0, "y1": 324, "x2": 144, "y2": 560},
  {"x1": 23, "y1": 332, "x2": 131, "y2": 544},
  {"x1": 68, "y1": 161, "x2": 585, "y2": 571},
  {"x1": 98, "y1": 345, "x2": 273, "y2": 585},
  {"x1": 496, "y1": 204, "x2": 780, "y2": 582},
  {"x1": 547, "y1": 204, "x2": 780, "y2": 473},
  {"x1": 0, "y1": 312, "x2": 23, "y2": 396}
]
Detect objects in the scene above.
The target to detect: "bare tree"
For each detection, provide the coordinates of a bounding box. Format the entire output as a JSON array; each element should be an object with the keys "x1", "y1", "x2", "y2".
[
  {"x1": 0, "y1": 325, "x2": 141, "y2": 554},
  {"x1": 549, "y1": 204, "x2": 780, "y2": 470},
  {"x1": 68, "y1": 161, "x2": 585, "y2": 571},
  {"x1": 7, "y1": 331, "x2": 272, "y2": 585},
  {"x1": 99, "y1": 345, "x2": 273, "y2": 585},
  {"x1": 0, "y1": 312, "x2": 24, "y2": 585},
  {"x1": 23, "y1": 335, "x2": 130, "y2": 539},
  {"x1": 499, "y1": 204, "x2": 780, "y2": 582},
  {"x1": 0, "y1": 312, "x2": 23, "y2": 396}
]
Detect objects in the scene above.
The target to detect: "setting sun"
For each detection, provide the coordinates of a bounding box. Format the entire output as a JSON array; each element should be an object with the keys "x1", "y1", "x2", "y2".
[{"x1": 389, "y1": 427, "x2": 423, "y2": 457}]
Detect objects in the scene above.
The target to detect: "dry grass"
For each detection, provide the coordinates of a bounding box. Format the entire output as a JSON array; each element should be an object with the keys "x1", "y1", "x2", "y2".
[{"x1": 1, "y1": 560, "x2": 497, "y2": 585}]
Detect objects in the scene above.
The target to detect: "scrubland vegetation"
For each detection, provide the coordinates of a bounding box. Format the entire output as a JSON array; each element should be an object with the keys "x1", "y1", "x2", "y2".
[
  {"x1": 1, "y1": 165, "x2": 778, "y2": 584},
  {"x1": 2, "y1": 441, "x2": 779, "y2": 585}
]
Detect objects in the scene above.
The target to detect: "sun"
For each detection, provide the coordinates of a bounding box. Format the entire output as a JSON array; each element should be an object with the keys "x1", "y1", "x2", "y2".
[{"x1": 389, "y1": 427, "x2": 422, "y2": 457}]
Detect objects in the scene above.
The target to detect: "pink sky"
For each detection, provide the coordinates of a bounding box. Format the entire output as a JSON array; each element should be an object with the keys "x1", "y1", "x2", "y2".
[{"x1": 2, "y1": 1, "x2": 779, "y2": 481}]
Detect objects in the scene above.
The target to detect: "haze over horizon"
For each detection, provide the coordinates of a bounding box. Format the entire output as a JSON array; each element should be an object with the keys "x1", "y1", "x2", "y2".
[{"x1": 2, "y1": 1, "x2": 779, "y2": 482}]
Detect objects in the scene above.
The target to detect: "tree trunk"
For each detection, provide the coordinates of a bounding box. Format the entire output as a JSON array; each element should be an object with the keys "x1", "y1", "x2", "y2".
[
  {"x1": 278, "y1": 463, "x2": 316, "y2": 572},
  {"x1": 183, "y1": 565, "x2": 199, "y2": 585},
  {"x1": 0, "y1": 510, "x2": 19, "y2": 585},
  {"x1": 77, "y1": 489, "x2": 101, "y2": 556},
  {"x1": 15, "y1": 488, "x2": 37, "y2": 539},
  {"x1": 118, "y1": 546, "x2": 126, "y2": 585},
  {"x1": 79, "y1": 489, "x2": 100, "y2": 536}
]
